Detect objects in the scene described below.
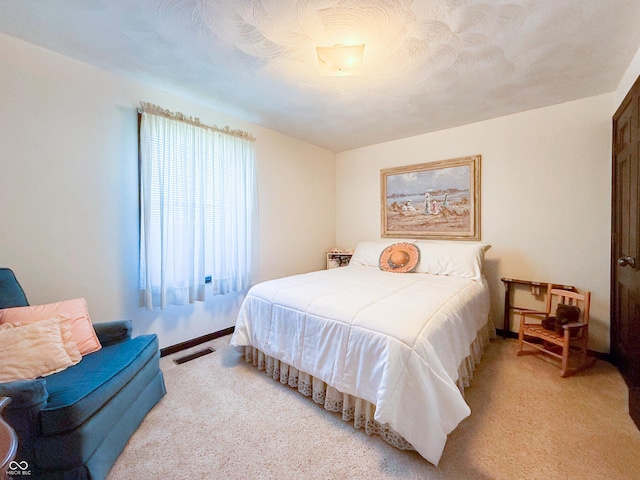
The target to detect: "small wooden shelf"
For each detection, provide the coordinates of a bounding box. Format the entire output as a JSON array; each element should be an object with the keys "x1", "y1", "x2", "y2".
[{"x1": 501, "y1": 278, "x2": 575, "y2": 338}]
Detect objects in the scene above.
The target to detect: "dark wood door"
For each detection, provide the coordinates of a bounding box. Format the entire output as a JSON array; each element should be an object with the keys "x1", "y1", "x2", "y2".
[{"x1": 612, "y1": 75, "x2": 640, "y2": 429}]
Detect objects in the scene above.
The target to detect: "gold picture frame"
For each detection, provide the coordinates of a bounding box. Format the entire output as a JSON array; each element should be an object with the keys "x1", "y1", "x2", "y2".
[{"x1": 381, "y1": 155, "x2": 481, "y2": 240}]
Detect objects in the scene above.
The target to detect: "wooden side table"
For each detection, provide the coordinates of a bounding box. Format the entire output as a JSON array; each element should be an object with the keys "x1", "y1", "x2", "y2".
[
  {"x1": 326, "y1": 251, "x2": 353, "y2": 269},
  {"x1": 501, "y1": 278, "x2": 575, "y2": 339}
]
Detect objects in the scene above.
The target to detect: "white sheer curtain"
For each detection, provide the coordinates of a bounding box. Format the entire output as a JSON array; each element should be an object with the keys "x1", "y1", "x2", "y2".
[{"x1": 138, "y1": 104, "x2": 259, "y2": 310}]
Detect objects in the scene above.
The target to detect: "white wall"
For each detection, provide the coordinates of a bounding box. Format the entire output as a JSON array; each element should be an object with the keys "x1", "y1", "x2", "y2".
[
  {"x1": 336, "y1": 94, "x2": 613, "y2": 353},
  {"x1": 0, "y1": 33, "x2": 336, "y2": 348}
]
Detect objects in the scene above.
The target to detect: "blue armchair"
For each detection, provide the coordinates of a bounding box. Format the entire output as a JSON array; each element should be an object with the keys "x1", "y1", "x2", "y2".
[{"x1": 0, "y1": 268, "x2": 166, "y2": 479}]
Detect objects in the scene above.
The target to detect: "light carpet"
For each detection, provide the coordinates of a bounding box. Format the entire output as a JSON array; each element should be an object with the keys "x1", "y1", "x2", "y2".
[{"x1": 108, "y1": 335, "x2": 640, "y2": 479}]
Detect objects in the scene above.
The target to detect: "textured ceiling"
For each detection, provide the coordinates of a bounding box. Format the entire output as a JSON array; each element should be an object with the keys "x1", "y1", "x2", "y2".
[{"x1": 1, "y1": 0, "x2": 640, "y2": 152}]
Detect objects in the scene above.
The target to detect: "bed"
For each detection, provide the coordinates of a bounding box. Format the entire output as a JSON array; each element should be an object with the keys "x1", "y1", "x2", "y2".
[{"x1": 230, "y1": 241, "x2": 493, "y2": 466}]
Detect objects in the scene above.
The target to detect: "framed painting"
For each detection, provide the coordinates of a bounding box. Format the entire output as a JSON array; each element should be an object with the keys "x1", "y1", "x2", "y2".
[{"x1": 380, "y1": 155, "x2": 481, "y2": 240}]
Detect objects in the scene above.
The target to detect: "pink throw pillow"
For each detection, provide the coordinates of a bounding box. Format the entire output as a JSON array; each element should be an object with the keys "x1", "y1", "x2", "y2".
[{"x1": 0, "y1": 298, "x2": 101, "y2": 355}]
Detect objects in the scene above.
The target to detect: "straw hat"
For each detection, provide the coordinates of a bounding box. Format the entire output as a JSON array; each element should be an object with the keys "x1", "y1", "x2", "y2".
[{"x1": 379, "y1": 242, "x2": 420, "y2": 273}]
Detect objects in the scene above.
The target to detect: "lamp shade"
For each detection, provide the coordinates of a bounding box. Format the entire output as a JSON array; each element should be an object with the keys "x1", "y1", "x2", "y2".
[{"x1": 316, "y1": 44, "x2": 365, "y2": 76}]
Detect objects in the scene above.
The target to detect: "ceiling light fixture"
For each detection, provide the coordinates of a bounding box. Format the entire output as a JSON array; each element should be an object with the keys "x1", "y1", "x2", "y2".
[{"x1": 316, "y1": 44, "x2": 365, "y2": 76}]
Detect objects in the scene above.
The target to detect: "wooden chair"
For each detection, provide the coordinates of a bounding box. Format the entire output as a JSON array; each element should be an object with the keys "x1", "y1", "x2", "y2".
[{"x1": 517, "y1": 284, "x2": 595, "y2": 377}]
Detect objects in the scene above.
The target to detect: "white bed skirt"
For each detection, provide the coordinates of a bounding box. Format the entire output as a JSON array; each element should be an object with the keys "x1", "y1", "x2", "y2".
[{"x1": 240, "y1": 321, "x2": 494, "y2": 453}]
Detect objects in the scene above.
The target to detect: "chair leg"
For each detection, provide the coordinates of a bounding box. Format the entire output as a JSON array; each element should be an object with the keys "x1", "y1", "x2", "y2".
[
  {"x1": 560, "y1": 330, "x2": 571, "y2": 377},
  {"x1": 576, "y1": 335, "x2": 597, "y2": 374},
  {"x1": 578, "y1": 327, "x2": 589, "y2": 366},
  {"x1": 517, "y1": 321, "x2": 525, "y2": 356},
  {"x1": 578, "y1": 341, "x2": 587, "y2": 367}
]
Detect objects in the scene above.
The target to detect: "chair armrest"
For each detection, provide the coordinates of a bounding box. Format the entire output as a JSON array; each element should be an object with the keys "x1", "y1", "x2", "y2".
[
  {"x1": 94, "y1": 320, "x2": 132, "y2": 346},
  {"x1": 562, "y1": 322, "x2": 586, "y2": 330},
  {"x1": 520, "y1": 310, "x2": 549, "y2": 324},
  {"x1": 0, "y1": 379, "x2": 47, "y2": 410},
  {"x1": 520, "y1": 310, "x2": 548, "y2": 316},
  {"x1": 0, "y1": 379, "x2": 48, "y2": 453}
]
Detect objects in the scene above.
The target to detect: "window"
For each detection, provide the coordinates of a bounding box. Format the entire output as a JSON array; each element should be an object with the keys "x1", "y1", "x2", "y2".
[{"x1": 138, "y1": 103, "x2": 259, "y2": 310}]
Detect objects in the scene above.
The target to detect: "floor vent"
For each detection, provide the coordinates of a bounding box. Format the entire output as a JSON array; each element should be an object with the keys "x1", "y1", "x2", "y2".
[{"x1": 173, "y1": 347, "x2": 215, "y2": 365}]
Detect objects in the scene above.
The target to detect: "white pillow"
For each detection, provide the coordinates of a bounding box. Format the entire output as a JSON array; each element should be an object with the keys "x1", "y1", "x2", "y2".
[
  {"x1": 350, "y1": 241, "x2": 402, "y2": 267},
  {"x1": 414, "y1": 241, "x2": 491, "y2": 283},
  {"x1": 349, "y1": 240, "x2": 490, "y2": 283},
  {"x1": 0, "y1": 316, "x2": 82, "y2": 383}
]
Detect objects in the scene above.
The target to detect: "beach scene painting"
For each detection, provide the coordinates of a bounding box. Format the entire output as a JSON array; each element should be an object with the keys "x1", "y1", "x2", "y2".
[{"x1": 380, "y1": 155, "x2": 480, "y2": 239}]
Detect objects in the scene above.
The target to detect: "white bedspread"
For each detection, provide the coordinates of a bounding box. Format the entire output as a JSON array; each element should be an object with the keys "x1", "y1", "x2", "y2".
[{"x1": 230, "y1": 265, "x2": 491, "y2": 465}]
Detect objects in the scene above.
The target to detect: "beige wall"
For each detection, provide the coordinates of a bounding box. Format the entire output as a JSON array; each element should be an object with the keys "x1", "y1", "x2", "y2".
[
  {"x1": 0, "y1": 33, "x2": 336, "y2": 348},
  {"x1": 336, "y1": 94, "x2": 613, "y2": 353},
  {"x1": 2, "y1": 30, "x2": 637, "y2": 353}
]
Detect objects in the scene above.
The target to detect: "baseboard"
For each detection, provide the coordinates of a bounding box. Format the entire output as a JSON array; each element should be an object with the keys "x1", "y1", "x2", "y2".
[
  {"x1": 496, "y1": 328, "x2": 518, "y2": 340},
  {"x1": 495, "y1": 328, "x2": 611, "y2": 362},
  {"x1": 160, "y1": 326, "x2": 235, "y2": 357}
]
